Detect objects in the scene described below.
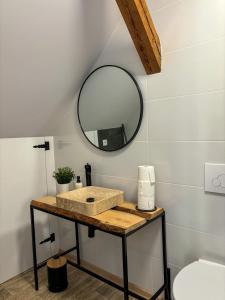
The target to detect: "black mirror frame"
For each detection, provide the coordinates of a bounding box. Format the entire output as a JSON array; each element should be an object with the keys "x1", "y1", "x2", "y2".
[{"x1": 77, "y1": 65, "x2": 143, "y2": 152}]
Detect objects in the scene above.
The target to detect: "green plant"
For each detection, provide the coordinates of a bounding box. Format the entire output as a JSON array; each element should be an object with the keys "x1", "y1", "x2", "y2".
[{"x1": 53, "y1": 167, "x2": 75, "y2": 184}]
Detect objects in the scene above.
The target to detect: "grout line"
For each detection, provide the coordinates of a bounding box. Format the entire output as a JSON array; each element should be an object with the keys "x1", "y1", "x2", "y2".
[
  {"x1": 55, "y1": 137, "x2": 225, "y2": 144},
  {"x1": 151, "y1": 0, "x2": 182, "y2": 13},
  {"x1": 156, "y1": 181, "x2": 204, "y2": 189},
  {"x1": 166, "y1": 222, "x2": 225, "y2": 242},
  {"x1": 166, "y1": 223, "x2": 225, "y2": 242},
  {"x1": 148, "y1": 140, "x2": 225, "y2": 143},
  {"x1": 145, "y1": 89, "x2": 225, "y2": 103},
  {"x1": 93, "y1": 173, "x2": 205, "y2": 190},
  {"x1": 134, "y1": 140, "x2": 148, "y2": 143},
  {"x1": 163, "y1": 36, "x2": 225, "y2": 56},
  {"x1": 150, "y1": 256, "x2": 182, "y2": 270},
  {"x1": 146, "y1": 97, "x2": 150, "y2": 164},
  {"x1": 93, "y1": 173, "x2": 137, "y2": 182}
]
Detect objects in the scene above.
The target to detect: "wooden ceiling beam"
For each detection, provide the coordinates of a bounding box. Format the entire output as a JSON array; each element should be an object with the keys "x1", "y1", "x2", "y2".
[{"x1": 115, "y1": 0, "x2": 161, "y2": 74}]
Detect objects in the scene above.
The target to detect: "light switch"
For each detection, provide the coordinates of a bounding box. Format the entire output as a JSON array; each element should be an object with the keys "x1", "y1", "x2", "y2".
[
  {"x1": 103, "y1": 139, "x2": 108, "y2": 147},
  {"x1": 205, "y1": 163, "x2": 225, "y2": 194}
]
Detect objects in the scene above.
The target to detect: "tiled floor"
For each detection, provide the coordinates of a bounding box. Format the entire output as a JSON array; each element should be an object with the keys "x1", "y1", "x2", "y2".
[{"x1": 0, "y1": 265, "x2": 136, "y2": 300}]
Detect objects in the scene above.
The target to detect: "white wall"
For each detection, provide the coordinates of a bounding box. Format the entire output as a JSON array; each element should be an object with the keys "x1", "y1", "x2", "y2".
[
  {"x1": 54, "y1": 0, "x2": 225, "y2": 297},
  {"x1": 0, "y1": 0, "x2": 121, "y2": 138},
  {"x1": 0, "y1": 137, "x2": 57, "y2": 284}
]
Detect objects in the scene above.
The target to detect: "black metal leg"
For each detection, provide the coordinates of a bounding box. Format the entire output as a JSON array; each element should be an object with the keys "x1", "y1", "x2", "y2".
[
  {"x1": 122, "y1": 236, "x2": 129, "y2": 300},
  {"x1": 75, "y1": 222, "x2": 80, "y2": 265},
  {"x1": 161, "y1": 214, "x2": 171, "y2": 300},
  {"x1": 30, "y1": 206, "x2": 38, "y2": 290}
]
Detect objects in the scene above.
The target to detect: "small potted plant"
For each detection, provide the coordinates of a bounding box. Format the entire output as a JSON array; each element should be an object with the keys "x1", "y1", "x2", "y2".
[{"x1": 53, "y1": 167, "x2": 75, "y2": 193}]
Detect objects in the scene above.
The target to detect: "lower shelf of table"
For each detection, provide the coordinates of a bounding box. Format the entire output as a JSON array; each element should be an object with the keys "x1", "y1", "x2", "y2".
[{"x1": 66, "y1": 253, "x2": 155, "y2": 300}]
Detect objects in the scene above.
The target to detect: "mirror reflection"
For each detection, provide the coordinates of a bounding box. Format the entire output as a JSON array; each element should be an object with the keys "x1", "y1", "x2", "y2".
[{"x1": 78, "y1": 65, "x2": 143, "y2": 151}]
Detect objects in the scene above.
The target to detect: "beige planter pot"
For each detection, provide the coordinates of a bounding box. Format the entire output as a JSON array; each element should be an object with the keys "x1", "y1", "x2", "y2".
[{"x1": 57, "y1": 183, "x2": 70, "y2": 194}]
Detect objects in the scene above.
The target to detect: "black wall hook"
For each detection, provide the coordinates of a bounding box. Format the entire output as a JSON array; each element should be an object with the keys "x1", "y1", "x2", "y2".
[
  {"x1": 33, "y1": 141, "x2": 50, "y2": 151},
  {"x1": 40, "y1": 233, "x2": 55, "y2": 245}
]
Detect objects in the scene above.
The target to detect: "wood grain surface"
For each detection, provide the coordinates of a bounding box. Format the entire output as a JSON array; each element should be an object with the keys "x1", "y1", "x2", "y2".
[
  {"x1": 31, "y1": 197, "x2": 163, "y2": 234},
  {"x1": 31, "y1": 197, "x2": 147, "y2": 234},
  {"x1": 115, "y1": 202, "x2": 164, "y2": 220},
  {"x1": 115, "y1": 0, "x2": 161, "y2": 74},
  {"x1": 47, "y1": 256, "x2": 67, "y2": 269},
  {"x1": 0, "y1": 265, "x2": 139, "y2": 299}
]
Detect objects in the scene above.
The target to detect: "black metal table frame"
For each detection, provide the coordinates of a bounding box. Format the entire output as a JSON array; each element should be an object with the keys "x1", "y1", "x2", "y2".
[{"x1": 30, "y1": 204, "x2": 171, "y2": 300}]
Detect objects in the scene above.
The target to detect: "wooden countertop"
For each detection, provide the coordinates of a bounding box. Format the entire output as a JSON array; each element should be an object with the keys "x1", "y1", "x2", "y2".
[{"x1": 31, "y1": 196, "x2": 164, "y2": 235}]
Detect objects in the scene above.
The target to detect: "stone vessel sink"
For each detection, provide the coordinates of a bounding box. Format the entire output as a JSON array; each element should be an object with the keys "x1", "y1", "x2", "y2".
[{"x1": 56, "y1": 186, "x2": 124, "y2": 216}]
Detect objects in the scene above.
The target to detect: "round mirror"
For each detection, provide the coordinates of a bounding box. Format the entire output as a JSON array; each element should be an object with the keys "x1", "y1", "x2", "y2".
[{"x1": 77, "y1": 65, "x2": 143, "y2": 151}]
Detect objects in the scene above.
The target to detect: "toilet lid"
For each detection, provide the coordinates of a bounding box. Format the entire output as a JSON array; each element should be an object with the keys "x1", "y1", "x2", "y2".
[{"x1": 173, "y1": 259, "x2": 225, "y2": 300}]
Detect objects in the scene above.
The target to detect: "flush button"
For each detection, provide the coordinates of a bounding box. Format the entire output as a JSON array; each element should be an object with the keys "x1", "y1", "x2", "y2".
[{"x1": 205, "y1": 163, "x2": 225, "y2": 194}]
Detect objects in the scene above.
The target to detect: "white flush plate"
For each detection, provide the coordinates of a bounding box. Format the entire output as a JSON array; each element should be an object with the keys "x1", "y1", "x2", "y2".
[{"x1": 205, "y1": 163, "x2": 225, "y2": 194}]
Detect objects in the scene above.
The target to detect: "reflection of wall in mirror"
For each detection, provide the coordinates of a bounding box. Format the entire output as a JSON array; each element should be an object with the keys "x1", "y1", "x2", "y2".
[
  {"x1": 123, "y1": 103, "x2": 140, "y2": 140},
  {"x1": 85, "y1": 130, "x2": 99, "y2": 147}
]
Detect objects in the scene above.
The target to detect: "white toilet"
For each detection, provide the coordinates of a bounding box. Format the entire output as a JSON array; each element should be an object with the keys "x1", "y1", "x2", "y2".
[{"x1": 173, "y1": 259, "x2": 225, "y2": 300}]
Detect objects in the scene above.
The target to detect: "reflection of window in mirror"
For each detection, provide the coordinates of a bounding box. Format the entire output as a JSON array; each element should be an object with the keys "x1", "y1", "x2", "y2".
[
  {"x1": 85, "y1": 131, "x2": 99, "y2": 147},
  {"x1": 78, "y1": 65, "x2": 143, "y2": 151}
]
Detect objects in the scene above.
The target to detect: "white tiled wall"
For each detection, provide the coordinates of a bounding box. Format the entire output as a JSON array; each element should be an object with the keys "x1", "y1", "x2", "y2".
[{"x1": 54, "y1": 0, "x2": 225, "y2": 297}]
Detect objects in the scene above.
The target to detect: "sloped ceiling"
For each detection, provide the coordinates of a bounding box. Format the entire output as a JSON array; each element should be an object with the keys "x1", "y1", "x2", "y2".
[{"x1": 0, "y1": 0, "x2": 121, "y2": 138}]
